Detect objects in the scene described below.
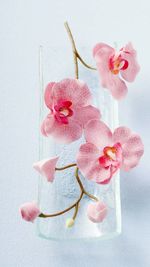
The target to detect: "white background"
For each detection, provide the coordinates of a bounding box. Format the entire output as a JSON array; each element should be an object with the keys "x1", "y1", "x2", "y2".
[{"x1": 0, "y1": 1, "x2": 150, "y2": 266}]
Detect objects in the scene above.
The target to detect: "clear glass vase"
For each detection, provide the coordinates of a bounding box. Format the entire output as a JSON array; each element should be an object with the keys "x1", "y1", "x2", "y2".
[{"x1": 36, "y1": 45, "x2": 121, "y2": 240}]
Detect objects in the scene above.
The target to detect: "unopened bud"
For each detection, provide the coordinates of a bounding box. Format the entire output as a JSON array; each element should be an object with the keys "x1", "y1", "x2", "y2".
[{"x1": 66, "y1": 218, "x2": 74, "y2": 228}]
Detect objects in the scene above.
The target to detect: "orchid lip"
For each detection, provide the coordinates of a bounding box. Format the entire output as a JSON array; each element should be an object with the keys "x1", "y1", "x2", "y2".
[
  {"x1": 59, "y1": 108, "x2": 70, "y2": 117},
  {"x1": 109, "y1": 54, "x2": 129, "y2": 74},
  {"x1": 98, "y1": 143, "x2": 122, "y2": 177},
  {"x1": 104, "y1": 146, "x2": 117, "y2": 160},
  {"x1": 53, "y1": 100, "x2": 73, "y2": 124}
]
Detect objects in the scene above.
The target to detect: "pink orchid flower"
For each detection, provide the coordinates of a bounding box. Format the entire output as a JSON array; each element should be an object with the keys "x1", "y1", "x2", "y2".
[
  {"x1": 87, "y1": 201, "x2": 107, "y2": 223},
  {"x1": 77, "y1": 120, "x2": 144, "y2": 184},
  {"x1": 93, "y1": 42, "x2": 140, "y2": 100},
  {"x1": 33, "y1": 156, "x2": 59, "y2": 182},
  {"x1": 41, "y1": 78, "x2": 101, "y2": 143},
  {"x1": 20, "y1": 201, "x2": 40, "y2": 222}
]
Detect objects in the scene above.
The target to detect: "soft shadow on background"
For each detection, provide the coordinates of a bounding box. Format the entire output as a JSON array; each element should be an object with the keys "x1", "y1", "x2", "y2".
[{"x1": 0, "y1": 1, "x2": 150, "y2": 266}]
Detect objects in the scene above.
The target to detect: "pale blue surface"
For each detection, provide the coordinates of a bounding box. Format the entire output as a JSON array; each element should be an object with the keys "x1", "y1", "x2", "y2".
[{"x1": 0, "y1": 0, "x2": 150, "y2": 266}]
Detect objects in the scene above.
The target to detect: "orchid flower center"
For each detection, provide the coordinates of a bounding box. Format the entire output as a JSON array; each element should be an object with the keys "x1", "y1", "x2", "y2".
[
  {"x1": 99, "y1": 142, "x2": 122, "y2": 171},
  {"x1": 104, "y1": 146, "x2": 117, "y2": 161},
  {"x1": 59, "y1": 107, "x2": 70, "y2": 117},
  {"x1": 109, "y1": 54, "x2": 128, "y2": 75},
  {"x1": 54, "y1": 100, "x2": 73, "y2": 124}
]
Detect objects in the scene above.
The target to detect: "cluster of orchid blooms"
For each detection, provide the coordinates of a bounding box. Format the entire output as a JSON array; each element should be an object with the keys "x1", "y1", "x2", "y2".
[{"x1": 20, "y1": 23, "x2": 144, "y2": 228}]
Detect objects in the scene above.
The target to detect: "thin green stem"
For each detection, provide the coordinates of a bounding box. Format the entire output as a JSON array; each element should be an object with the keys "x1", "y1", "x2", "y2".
[
  {"x1": 75, "y1": 167, "x2": 84, "y2": 191},
  {"x1": 76, "y1": 52, "x2": 97, "y2": 70},
  {"x1": 72, "y1": 203, "x2": 79, "y2": 220},
  {"x1": 83, "y1": 190, "x2": 99, "y2": 201},
  {"x1": 64, "y1": 21, "x2": 79, "y2": 79},
  {"x1": 39, "y1": 167, "x2": 98, "y2": 219},
  {"x1": 55, "y1": 163, "x2": 77, "y2": 171},
  {"x1": 64, "y1": 21, "x2": 96, "y2": 79},
  {"x1": 39, "y1": 191, "x2": 83, "y2": 218}
]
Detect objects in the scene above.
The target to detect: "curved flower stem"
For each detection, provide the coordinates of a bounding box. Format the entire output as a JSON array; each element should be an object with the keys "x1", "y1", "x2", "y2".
[
  {"x1": 72, "y1": 203, "x2": 79, "y2": 220},
  {"x1": 77, "y1": 53, "x2": 97, "y2": 70},
  {"x1": 39, "y1": 167, "x2": 98, "y2": 219},
  {"x1": 64, "y1": 21, "x2": 96, "y2": 79},
  {"x1": 39, "y1": 191, "x2": 83, "y2": 218},
  {"x1": 75, "y1": 168, "x2": 98, "y2": 201},
  {"x1": 75, "y1": 167, "x2": 84, "y2": 191},
  {"x1": 84, "y1": 190, "x2": 99, "y2": 201},
  {"x1": 64, "y1": 21, "x2": 78, "y2": 79},
  {"x1": 55, "y1": 163, "x2": 77, "y2": 171}
]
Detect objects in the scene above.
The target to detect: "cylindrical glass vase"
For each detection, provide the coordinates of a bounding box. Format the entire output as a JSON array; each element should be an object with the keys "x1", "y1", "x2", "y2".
[{"x1": 36, "y1": 46, "x2": 121, "y2": 240}]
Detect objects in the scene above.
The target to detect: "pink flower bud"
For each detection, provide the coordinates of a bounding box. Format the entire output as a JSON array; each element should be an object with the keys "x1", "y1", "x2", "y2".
[
  {"x1": 33, "y1": 156, "x2": 59, "y2": 182},
  {"x1": 87, "y1": 201, "x2": 107, "y2": 223},
  {"x1": 20, "y1": 201, "x2": 40, "y2": 222}
]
